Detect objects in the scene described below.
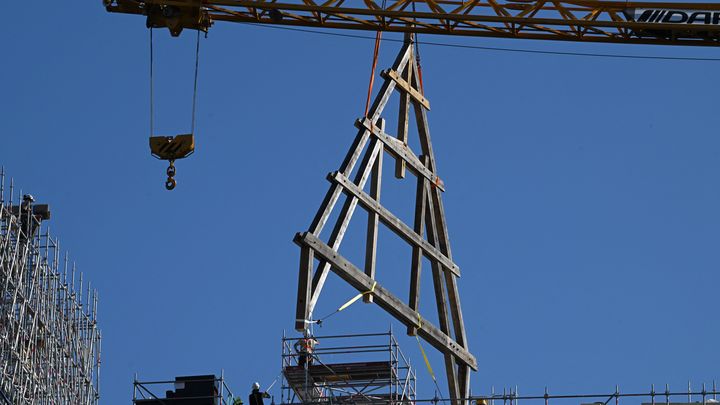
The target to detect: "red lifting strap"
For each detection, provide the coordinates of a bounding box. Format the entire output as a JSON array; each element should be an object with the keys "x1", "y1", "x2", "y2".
[{"x1": 364, "y1": 31, "x2": 383, "y2": 118}]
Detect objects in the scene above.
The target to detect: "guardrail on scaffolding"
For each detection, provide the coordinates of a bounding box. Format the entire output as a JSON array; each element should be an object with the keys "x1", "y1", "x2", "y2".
[
  {"x1": 280, "y1": 384, "x2": 720, "y2": 405},
  {"x1": 133, "y1": 373, "x2": 238, "y2": 405},
  {"x1": 281, "y1": 331, "x2": 416, "y2": 405},
  {"x1": 471, "y1": 384, "x2": 720, "y2": 405}
]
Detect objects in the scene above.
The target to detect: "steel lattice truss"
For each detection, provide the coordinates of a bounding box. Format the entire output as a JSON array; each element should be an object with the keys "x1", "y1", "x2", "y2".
[
  {"x1": 107, "y1": 0, "x2": 720, "y2": 45},
  {"x1": 0, "y1": 173, "x2": 101, "y2": 404}
]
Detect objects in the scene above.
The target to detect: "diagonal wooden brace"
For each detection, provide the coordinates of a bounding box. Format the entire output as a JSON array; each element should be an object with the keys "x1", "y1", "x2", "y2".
[
  {"x1": 329, "y1": 172, "x2": 459, "y2": 277},
  {"x1": 294, "y1": 231, "x2": 478, "y2": 371}
]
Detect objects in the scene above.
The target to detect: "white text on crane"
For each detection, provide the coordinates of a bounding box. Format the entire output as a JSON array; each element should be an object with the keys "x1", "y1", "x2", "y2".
[{"x1": 629, "y1": 9, "x2": 720, "y2": 25}]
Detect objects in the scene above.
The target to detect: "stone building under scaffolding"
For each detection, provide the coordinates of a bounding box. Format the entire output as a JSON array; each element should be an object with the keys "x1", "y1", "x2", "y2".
[{"x1": 281, "y1": 332, "x2": 416, "y2": 405}]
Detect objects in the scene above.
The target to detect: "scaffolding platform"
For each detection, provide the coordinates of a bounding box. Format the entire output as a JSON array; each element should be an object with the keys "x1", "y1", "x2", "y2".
[
  {"x1": 282, "y1": 332, "x2": 416, "y2": 405},
  {"x1": 284, "y1": 361, "x2": 394, "y2": 386}
]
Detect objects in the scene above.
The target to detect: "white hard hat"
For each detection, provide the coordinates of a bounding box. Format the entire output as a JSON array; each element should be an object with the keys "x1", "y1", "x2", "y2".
[{"x1": 252, "y1": 382, "x2": 260, "y2": 390}]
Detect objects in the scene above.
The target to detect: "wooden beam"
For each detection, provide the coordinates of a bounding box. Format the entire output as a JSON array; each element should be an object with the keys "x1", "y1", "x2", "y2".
[
  {"x1": 329, "y1": 171, "x2": 460, "y2": 277},
  {"x1": 303, "y1": 46, "x2": 414, "y2": 307},
  {"x1": 407, "y1": 155, "x2": 429, "y2": 336},
  {"x1": 368, "y1": 43, "x2": 413, "y2": 122},
  {"x1": 309, "y1": 139, "x2": 383, "y2": 312},
  {"x1": 395, "y1": 37, "x2": 412, "y2": 179},
  {"x1": 358, "y1": 118, "x2": 444, "y2": 192},
  {"x1": 382, "y1": 69, "x2": 431, "y2": 110},
  {"x1": 308, "y1": 42, "x2": 412, "y2": 236},
  {"x1": 364, "y1": 125, "x2": 384, "y2": 303},
  {"x1": 294, "y1": 231, "x2": 478, "y2": 370},
  {"x1": 424, "y1": 181, "x2": 462, "y2": 404},
  {"x1": 294, "y1": 245, "x2": 314, "y2": 331}
]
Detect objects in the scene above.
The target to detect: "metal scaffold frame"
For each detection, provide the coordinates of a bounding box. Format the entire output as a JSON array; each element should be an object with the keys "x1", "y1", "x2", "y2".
[
  {"x1": 281, "y1": 331, "x2": 416, "y2": 405},
  {"x1": 0, "y1": 168, "x2": 101, "y2": 404},
  {"x1": 132, "y1": 374, "x2": 237, "y2": 404}
]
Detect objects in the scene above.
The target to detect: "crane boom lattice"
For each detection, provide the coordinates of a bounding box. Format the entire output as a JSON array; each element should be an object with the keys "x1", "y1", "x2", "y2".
[{"x1": 106, "y1": 0, "x2": 720, "y2": 45}]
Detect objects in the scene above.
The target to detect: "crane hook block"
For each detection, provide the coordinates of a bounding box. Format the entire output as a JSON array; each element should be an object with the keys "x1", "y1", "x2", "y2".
[{"x1": 149, "y1": 134, "x2": 195, "y2": 161}]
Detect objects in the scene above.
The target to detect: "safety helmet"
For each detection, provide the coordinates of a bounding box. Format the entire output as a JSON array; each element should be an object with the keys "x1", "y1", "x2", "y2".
[{"x1": 252, "y1": 382, "x2": 260, "y2": 390}]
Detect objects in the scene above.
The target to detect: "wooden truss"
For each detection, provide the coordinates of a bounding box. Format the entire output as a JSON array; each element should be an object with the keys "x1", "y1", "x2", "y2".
[
  {"x1": 293, "y1": 35, "x2": 477, "y2": 405},
  {"x1": 108, "y1": 0, "x2": 720, "y2": 46}
]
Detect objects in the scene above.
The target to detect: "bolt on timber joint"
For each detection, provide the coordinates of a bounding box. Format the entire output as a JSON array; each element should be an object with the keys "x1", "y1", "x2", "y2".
[{"x1": 149, "y1": 134, "x2": 195, "y2": 190}]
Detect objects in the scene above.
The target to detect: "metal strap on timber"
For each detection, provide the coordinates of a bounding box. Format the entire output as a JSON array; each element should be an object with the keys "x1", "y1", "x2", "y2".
[{"x1": 293, "y1": 34, "x2": 474, "y2": 405}]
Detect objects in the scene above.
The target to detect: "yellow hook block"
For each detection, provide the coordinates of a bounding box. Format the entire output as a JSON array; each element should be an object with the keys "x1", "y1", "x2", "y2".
[{"x1": 149, "y1": 134, "x2": 195, "y2": 161}]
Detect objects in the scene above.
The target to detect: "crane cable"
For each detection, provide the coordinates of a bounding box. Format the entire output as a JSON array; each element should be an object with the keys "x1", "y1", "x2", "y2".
[
  {"x1": 238, "y1": 22, "x2": 720, "y2": 62},
  {"x1": 149, "y1": 28, "x2": 202, "y2": 190},
  {"x1": 191, "y1": 28, "x2": 201, "y2": 135},
  {"x1": 150, "y1": 28, "x2": 154, "y2": 137},
  {"x1": 148, "y1": 28, "x2": 202, "y2": 136}
]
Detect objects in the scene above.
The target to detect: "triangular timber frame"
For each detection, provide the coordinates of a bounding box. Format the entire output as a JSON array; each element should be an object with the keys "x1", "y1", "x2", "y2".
[{"x1": 294, "y1": 34, "x2": 477, "y2": 405}]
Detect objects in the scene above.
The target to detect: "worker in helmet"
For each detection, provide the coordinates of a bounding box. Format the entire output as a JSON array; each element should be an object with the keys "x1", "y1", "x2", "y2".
[
  {"x1": 249, "y1": 382, "x2": 270, "y2": 405},
  {"x1": 294, "y1": 335, "x2": 319, "y2": 368}
]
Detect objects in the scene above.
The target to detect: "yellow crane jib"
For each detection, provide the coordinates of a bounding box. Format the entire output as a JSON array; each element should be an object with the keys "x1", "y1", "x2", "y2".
[
  {"x1": 149, "y1": 134, "x2": 195, "y2": 190},
  {"x1": 104, "y1": 0, "x2": 211, "y2": 37}
]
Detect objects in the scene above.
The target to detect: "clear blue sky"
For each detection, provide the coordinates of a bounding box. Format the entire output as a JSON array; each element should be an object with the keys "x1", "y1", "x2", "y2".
[{"x1": 2, "y1": 2, "x2": 720, "y2": 404}]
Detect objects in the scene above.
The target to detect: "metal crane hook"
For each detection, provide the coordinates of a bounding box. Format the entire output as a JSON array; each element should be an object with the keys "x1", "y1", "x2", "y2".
[{"x1": 165, "y1": 160, "x2": 177, "y2": 190}]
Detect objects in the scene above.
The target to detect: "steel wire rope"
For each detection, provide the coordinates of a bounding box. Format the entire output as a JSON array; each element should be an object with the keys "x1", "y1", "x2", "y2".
[
  {"x1": 235, "y1": 22, "x2": 720, "y2": 62},
  {"x1": 191, "y1": 28, "x2": 201, "y2": 135},
  {"x1": 148, "y1": 28, "x2": 202, "y2": 138},
  {"x1": 149, "y1": 28, "x2": 154, "y2": 137}
]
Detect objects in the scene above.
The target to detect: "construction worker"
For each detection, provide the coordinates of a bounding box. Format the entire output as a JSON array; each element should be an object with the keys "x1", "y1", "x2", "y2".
[
  {"x1": 293, "y1": 335, "x2": 319, "y2": 368},
  {"x1": 249, "y1": 382, "x2": 270, "y2": 405}
]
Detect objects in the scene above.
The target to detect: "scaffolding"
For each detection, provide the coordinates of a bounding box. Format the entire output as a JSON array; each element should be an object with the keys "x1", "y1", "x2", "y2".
[
  {"x1": 0, "y1": 168, "x2": 101, "y2": 404},
  {"x1": 132, "y1": 374, "x2": 237, "y2": 405},
  {"x1": 281, "y1": 331, "x2": 416, "y2": 405},
  {"x1": 470, "y1": 383, "x2": 720, "y2": 405}
]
